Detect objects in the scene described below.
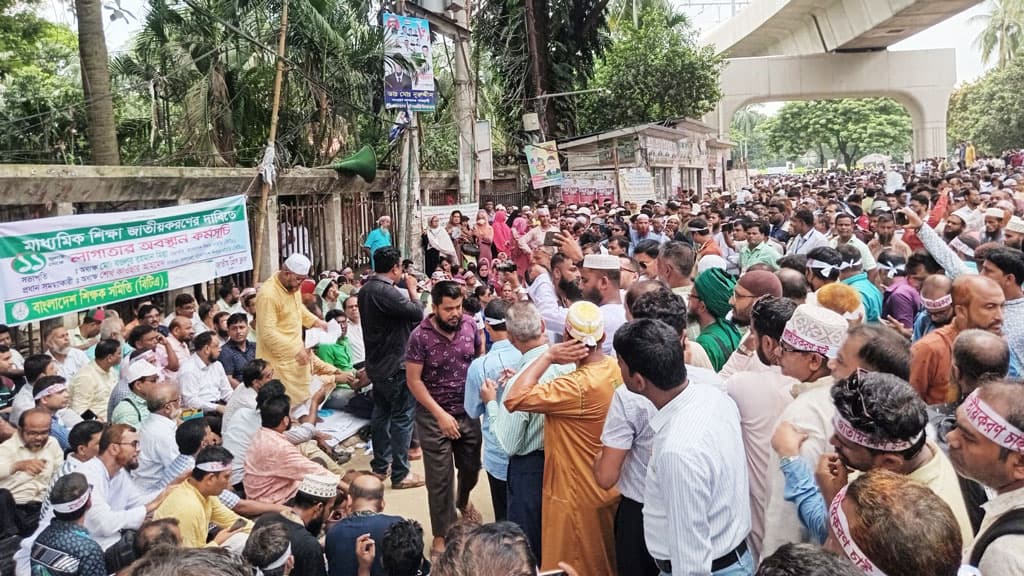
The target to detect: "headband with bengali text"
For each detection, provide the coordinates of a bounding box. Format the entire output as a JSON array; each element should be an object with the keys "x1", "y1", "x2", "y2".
[
  {"x1": 829, "y1": 486, "x2": 887, "y2": 576},
  {"x1": 196, "y1": 460, "x2": 232, "y2": 473},
  {"x1": 962, "y1": 389, "x2": 1024, "y2": 453},
  {"x1": 52, "y1": 487, "x2": 91, "y2": 514},
  {"x1": 832, "y1": 413, "x2": 923, "y2": 453},
  {"x1": 922, "y1": 294, "x2": 953, "y2": 311},
  {"x1": 34, "y1": 383, "x2": 67, "y2": 401}
]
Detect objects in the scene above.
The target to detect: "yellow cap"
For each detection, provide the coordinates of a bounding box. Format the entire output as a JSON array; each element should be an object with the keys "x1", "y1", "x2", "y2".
[{"x1": 566, "y1": 301, "x2": 604, "y2": 347}]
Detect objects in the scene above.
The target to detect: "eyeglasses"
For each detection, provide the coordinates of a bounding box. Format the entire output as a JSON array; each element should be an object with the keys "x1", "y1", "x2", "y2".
[
  {"x1": 117, "y1": 440, "x2": 140, "y2": 448},
  {"x1": 620, "y1": 267, "x2": 638, "y2": 274}
]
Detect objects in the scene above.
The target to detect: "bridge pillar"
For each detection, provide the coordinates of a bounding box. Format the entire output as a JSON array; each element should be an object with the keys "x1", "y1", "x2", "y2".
[{"x1": 705, "y1": 49, "x2": 956, "y2": 161}]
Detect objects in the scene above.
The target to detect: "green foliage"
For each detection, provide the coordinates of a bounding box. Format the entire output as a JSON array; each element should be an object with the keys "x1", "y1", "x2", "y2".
[
  {"x1": 728, "y1": 106, "x2": 786, "y2": 169},
  {"x1": 969, "y1": 0, "x2": 1024, "y2": 69},
  {"x1": 761, "y1": 98, "x2": 912, "y2": 169},
  {"x1": 946, "y1": 55, "x2": 1024, "y2": 154},
  {"x1": 577, "y1": 8, "x2": 723, "y2": 134}
]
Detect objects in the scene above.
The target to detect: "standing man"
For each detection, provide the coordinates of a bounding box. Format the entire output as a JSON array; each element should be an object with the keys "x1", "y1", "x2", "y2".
[
  {"x1": 830, "y1": 213, "x2": 877, "y2": 276},
  {"x1": 614, "y1": 319, "x2": 752, "y2": 575},
  {"x1": 979, "y1": 247, "x2": 1024, "y2": 368},
  {"x1": 405, "y1": 281, "x2": 483, "y2": 554},
  {"x1": 579, "y1": 254, "x2": 627, "y2": 356},
  {"x1": 463, "y1": 300, "x2": 522, "y2": 522},
  {"x1": 689, "y1": 269, "x2": 742, "y2": 372},
  {"x1": 947, "y1": 382, "x2": 1024, "y2": 573},
  {"x1": 740, "y1": 221, "x2": 780, "y2": 272},
  {"x1": 358, "y1": 246, "x2": 426, "y2": 490},
  {"x1": 836, "y1": 244, "x2": 883, "y2": 323},
  {"x1": 656, "y1": 241, "x2": 696, "y2": 299},
  {"x1": 504, "y1": 301, "x2": 622, "y2": 576},
  {"x1": 363, "y1": 216, "x2": 393, "y2": 270},
  {"x1": 256, "y1": 253, "x2": 330, "y2": 413},
  {"x1": 787, "y1": 209, "x2": 829, "y2": 256}
]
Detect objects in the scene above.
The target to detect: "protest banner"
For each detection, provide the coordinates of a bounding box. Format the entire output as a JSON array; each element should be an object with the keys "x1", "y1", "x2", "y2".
[
  {"x1": 0, "y1": 195, "x2": 253, "y2": 325},
  {"x1": 382, "y1": 12, "x2": 436, "y2": 111},
  {"x1": 526, "y1": 141, "x2": 565, "y2": 189},
  {"x1": 559, "y1": 171, "x2": 617, "y2": 205}
]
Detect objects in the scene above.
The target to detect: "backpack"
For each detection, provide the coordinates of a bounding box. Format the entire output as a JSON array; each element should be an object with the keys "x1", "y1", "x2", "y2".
[{"x1": 967, "y1": 508, "x2": 1024, "y2": 567}]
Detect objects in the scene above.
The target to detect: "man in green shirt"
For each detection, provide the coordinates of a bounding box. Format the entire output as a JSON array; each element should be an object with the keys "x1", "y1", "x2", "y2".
[
  {"x1": 313, "y1": 310, "x2": 358, "y2": 387},
  {"x1": 111, "y1": 360, "x2": 161, "y2": 427},
  {"x1": 740, "y1": 220, "x2": 781, "y2": 272},
  {"x1": 689, "y1": 268, "x2": 742, "y2": 372}
]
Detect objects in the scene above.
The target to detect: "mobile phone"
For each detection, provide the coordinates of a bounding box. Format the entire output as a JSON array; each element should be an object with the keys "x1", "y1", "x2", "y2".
[
  {"x1": 894, "y1": 212, "x2": 908, "y2": 226},
  {"x1": 537, "y1": 571, "x2": 568, "y2": 576},
  {"x1": 230, "y1": 518, "x2": 247, "y2": 531},
  {"x1": 543, "y1": 231, "x2": 560, "y2": 246}
]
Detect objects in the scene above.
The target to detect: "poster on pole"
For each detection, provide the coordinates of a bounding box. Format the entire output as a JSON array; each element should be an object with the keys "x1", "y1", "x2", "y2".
[
  {"x1": 0, "y1": 196, "x2": 253, "y2": 325},
  {"x1": 382, "y1": 12, "x2": 436, "y2": 111},
  {"x1": 526, "y1": 141, "x2": 564, "y2": 189},
  {"x1": 558, "y1": 171, "x2": 616, "y2": 205}
]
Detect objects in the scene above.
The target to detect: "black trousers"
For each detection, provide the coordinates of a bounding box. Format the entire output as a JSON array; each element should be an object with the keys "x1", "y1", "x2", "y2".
[
  {"x1": 487, "y1": 472, "x2": 508, "y2": 522},
  {"x1": 616, "y1": 496, "x2": 658, "y2": 576},
  {"x1": 506, "y1": 450, "x2": 544, "y2": 564},
  {"x1": 0, "y1": 490, "x2": 40, "y2": 538}
]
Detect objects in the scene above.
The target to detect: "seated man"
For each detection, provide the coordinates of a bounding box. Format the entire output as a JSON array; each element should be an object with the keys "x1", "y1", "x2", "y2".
[
  {"x1": 135, "y1": 383, "x2": 186, "y2": 493},
  {"x1": 31, "y1": 376, "x2": 73, "y2": 451},
  {"x1": 153, "y1": 445, "x2": 252, "y2": 551},
  {"x1": 243, "y1": 390, "x2": 343, "y2": 505},
  {"x1": 313, "y1": 311, "x2": 358, "y2": 386},
  {"x1": 179, "y1": 332, "x2": 233, "y2": 434},
  {"x1": 69, "y1": 338, "x2": 121, "y2": 421},
  {"x1": 30, "y1": 473, "x2": 106, "y2": 576},
  {"x1": 254, "y1": 473, "x2": 338, "y2": 576},
  {"x1": 325, "y1": 473, "x2": 403, "y2": 576},
  {"x1": 0, "y1": 409, "x2": 64, "y2": 537},
  {"x1": 111, "y1": 360, "x2": 162, "y2": 428}
]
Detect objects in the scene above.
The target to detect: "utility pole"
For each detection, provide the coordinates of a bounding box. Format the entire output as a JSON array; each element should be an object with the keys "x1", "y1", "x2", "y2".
[
  {"x1": 398, "y1": 112, "x2": 420, "y2": 259},
  {"x1": 523, "y1": 0, "x2": 546, "y2": 135},
  {"x1": 453, "y1": 4, "x2": 475, "y2": 204}
]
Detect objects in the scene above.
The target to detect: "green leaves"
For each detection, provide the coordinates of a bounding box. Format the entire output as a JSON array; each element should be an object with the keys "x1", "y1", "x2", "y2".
[
  {"x1": 576, "y1": 7, "x2": 723, "y2": 134},
  {"x1": 948, "y1": 54, "x2": 1024, "y2": 154}
]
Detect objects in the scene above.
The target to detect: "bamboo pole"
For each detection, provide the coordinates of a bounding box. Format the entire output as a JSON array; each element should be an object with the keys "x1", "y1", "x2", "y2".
[{"x1": 253, "y1": 0, "x2": 290, "y2": 282}]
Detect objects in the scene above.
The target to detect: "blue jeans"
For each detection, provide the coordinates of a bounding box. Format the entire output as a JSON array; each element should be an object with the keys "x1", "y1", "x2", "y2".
[
  {"x1": 657, "y1": 549, "x2": 754, "y2": 576},
  {"x1": 506, "y1": 450, "x2": 544, "y2": 564},
  {"x1": 370, "y1": 371, "x2": 416, "y2": 484}
]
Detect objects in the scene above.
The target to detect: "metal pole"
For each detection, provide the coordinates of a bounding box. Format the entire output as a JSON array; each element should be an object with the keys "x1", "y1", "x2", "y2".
[{"x1": 252, "y1": 0, "x2": 289, "y2": 282}]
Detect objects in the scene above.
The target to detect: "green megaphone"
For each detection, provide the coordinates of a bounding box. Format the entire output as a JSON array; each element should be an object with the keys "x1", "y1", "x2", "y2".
[{"x1": 330, "y1": 145, "x2": 377, "y2": 183}]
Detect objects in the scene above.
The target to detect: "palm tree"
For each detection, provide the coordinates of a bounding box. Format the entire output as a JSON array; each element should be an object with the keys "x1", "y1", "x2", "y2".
[
  {"x1": 970, "y1": 0, "x2": 1024, "y2": 68},
  {"x1": 75, "y1": 0, "x2": 121, "y2": 164}
]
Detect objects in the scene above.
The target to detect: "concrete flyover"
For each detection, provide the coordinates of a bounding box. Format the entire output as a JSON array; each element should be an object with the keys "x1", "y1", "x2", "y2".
[{"x1": 703, "y1": 49, "x2": 955, "y2": 160}]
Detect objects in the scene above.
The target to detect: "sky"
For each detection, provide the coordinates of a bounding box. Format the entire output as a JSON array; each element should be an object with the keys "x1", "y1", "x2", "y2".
[{"x1": 43, "y1": 0, "x2": 993, "y2": 105}]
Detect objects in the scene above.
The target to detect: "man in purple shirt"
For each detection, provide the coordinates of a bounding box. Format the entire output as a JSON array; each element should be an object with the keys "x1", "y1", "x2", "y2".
[
  {"x1": 405, "y1": 280, "x2": 483, "y2": 554},
  {"x1": 877, "y1": 251, "x2": 921, "y2": 330}
]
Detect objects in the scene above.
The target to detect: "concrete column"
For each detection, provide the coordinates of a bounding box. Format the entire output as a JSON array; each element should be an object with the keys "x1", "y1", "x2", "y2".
[
  {"x1": 909, "y1": 89, "x2": 952, "y2": 160},
  {"x1": 322, "y1": 193, "x2": 343, "y2": 272}
]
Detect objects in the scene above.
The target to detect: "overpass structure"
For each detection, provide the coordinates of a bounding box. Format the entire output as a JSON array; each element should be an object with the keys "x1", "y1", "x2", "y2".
[{"x1": 701, "y1": 0, "x2": 984, "y2": 159}]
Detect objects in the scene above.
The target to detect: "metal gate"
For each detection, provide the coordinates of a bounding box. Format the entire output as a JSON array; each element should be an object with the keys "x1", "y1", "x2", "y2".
[
  {"x1": 279, "y1": 195, "x2": 330, "y2": 274},
  {"x1": 339, "y1": 190, "x2": 400, "y2": 270}
]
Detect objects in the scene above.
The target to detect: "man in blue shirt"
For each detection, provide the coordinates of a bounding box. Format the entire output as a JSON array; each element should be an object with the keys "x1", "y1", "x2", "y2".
[
  {"x1": 325, "y1": 474, "x2": 403, "y2": 576},
  {"x1": 363, "y1": 216, "x2": 393, "y2": 270},
  {"x1": 837, "y1": 244, "x2": 883, "y2": 323},
  {"x1": 218, "y1": 313, "x2": 256, "y2": 388},
  {"x1": 463, "y1": 300, "x2": 522, "y2": 522}
]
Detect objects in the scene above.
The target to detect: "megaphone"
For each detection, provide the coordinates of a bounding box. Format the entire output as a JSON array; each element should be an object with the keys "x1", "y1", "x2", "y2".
[{"x1": 330, "y1": 145, "x2": 377, "y2": 183}]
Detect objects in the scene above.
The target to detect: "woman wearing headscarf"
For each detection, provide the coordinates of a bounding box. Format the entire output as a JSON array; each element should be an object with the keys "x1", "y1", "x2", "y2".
[
  {"x1": 422, "y1": 215, "x2": 457, "y2": 275},
  {"x1": 472, "y1": 209, "x2": 494, "y2": 262},
  {"x1": 510, "y1": 214, "x2": 532, "y2": 275},
  {"x1": 477, "y1": 257, "x2": 493, "y2": 287},
  {"x1": 491, "y1": 209, "x2": 514, "y2": 260}
]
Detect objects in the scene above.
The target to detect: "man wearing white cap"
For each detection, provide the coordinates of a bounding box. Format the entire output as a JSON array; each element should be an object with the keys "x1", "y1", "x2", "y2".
[
  {"x1": 253, "y1": 473, "x2": 337, "y2": 576},
  {"x1": 517, "y1": 206, "x2": 560, "y2": 256},
  {"x1": 983, "y1": 207, "x2": 1007, "y2": 245},
  {"x1": 504, "y1": 301, "x2": 621, "y2": 576},
  {"x1": 761, "y1": 304, "x2": 848, "y2": 555},
  {"x1": 110, "y1": 360, "x2": 161, "y2": 428},
  {"x1": 256, "y1": 253, "x2": 330, "y2": 412},
  {"x1": 579, "y1": 254, "x2": 627, "y2": 357},
  {"x1": 1004, "y1": 216, "x2": 1024, "y2": 250}
]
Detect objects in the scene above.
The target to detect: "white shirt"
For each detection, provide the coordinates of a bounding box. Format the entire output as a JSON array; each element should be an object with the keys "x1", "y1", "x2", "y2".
[
  {"x1": 134, "y1": 413, "x2": 180, "y2": 494},
  {"x1": 47, "y1": 348, "x2": 89, "y2": 381},
  {"x1": 80, "y1": 456, "x2": 154, "y2": 549},
  {"x1": 223, "y1": 385, "x2": 257, "y2": 429},
  {"x1": 643, "y1": 382, "x2": 750, "y2": 574},
  {"x1": 526, "y1": 272, "x2": 567, "y2": 343},
  {"x1": 9, "y1": 347, "x2": 24, "y2": 370},
  {"x1": 179, "y1": 353, "x2": 233, "y2": 412},
  {"x1": 347, "y1": 322, "x2": 366, "y2": 365},
  {"x1": 599, "y1": 302, "x2": 627, "y2": 357},
  {"x1": 788, "y1": 228, "x2": 829, "y2": 256},
  {"x1": 601, "y1": 385, "x2": 656, "y2": 503},
  {"x1": 221, "y1": 405, "x2": 262, "y2": 486}
]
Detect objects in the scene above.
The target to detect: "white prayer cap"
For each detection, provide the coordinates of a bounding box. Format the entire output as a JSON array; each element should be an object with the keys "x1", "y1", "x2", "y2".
[
  {"x1": 1006, "y1": 216, "x2": 1024, "y2": 234},
  {"x1": 984, "y1": 207, "x2": 1005, "y2": 219},
  {"x1": 583, "y1": 253, "x2": 620, "y2": 271},
  {"x1": 284, "y1": 253, "x2": 312, "y2": 275},
  {"x1": 297, "y1": 473, "x2": 339, "y2": 499},
  {"x1": 125, "y1": 359, "x2": 160, "y2": 383}
]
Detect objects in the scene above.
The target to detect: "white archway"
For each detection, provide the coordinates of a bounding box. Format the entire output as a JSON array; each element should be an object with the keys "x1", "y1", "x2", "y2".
[{"x1": 703, "y1": 49, "x2": 956, "y2": 160}]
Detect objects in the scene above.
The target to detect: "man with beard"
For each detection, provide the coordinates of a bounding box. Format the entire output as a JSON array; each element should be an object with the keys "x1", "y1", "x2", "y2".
[
  {"x1": 165, "y1": 316, "x2": 194, "y2": 382},
  {"x1": 551, "y1": 252, "x2": 583, "y2": 305},
  {"x1": 946, "y1": 381, "x2": 1024, "y2": 573},
  {"x1": 767, "y1": 202, "x2": 791, "y2": 245},
  {"x1": 80, "y1": 424, "x2": 180, "y2": 571},
  {"x1": 830, "y1": 214, "x2": 877, "y2": 277},
  {"x1": 253, "y1": 474, "x2": 336, "y2": 576},
  {"x1": 942, "y1": 208, "x2": 973, "y2": 243},
  {"x1": 405, "y1": 281, "x2": 483, "y2": 554},
  {"x1": 179, "y1": 331, "x2": 233, "y2": 428},
  {"x1": 628, "y1": 213, "x2": 664, "y2": 253},
  {"x1": 719, "y1": 270, "x2": 783, "y2": 378},
  {"x1": 866, "y1": 214, "x2": 907, "y2": 260},
  {"x1": 688, "y1": 268, "x2": 742, "y2": 372},
  {"x1": 0, "y1": 409, "x2": 64, "y2": 537},
  {"x1": 579, "y1": 254, "x2": 626, "y2": 356},
  {"x1": 983, "y1": 207, "x2": 1007, "y2": 245},
  {"x1": 43, "y1": 326, "x2": 89, "y2": 382},
  {"x1": 771, "y1": 372, "x2": 973, "y2": 547},
  {"x1": 1004, "y1": 216, "x2": 1024, "y2": 250},
  {"x1": 912, "y1": 274, "x2": 954, "y2": 342},
  {"x1": 911, "y1": 275, "x2": 1005, "y2": 405}
]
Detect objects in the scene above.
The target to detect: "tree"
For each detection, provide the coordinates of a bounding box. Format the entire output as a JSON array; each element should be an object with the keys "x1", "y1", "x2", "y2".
[
  {"x1": 728, "y1": 106, "x2": 786, "y2": 169},
  {"x1": 946, "y1": 55, "x2": 1024, "y2": 154},
  {"x1": 762, "y1": 99, "x2": 912, "y2": 169},
  {"x1": 577, "y1": 8, "x2": 723, "y2": 133},
  {"x1": 969, "y1": 0, "x2": 1024, "y2": 69},
  {"x1": 75, "y1": 0, "x2": 120, "y2": 164}
]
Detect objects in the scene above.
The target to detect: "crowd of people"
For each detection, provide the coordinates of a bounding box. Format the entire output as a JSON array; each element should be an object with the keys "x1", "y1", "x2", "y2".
[{"x1": 1, "y1": 156, "x2": 1024, "y2": 576}]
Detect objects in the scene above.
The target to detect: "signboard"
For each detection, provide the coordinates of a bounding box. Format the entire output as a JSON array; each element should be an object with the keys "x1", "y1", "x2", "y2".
[
  {"x1": 382, "y1": 12, "x2": 436, "y2": 111},
  {"x1": 559, "y1": 171, "x2": 616, "y2": 205},
  {"x1": 419, "y1": 202, "x2": 480, "y2": 226},
  {"x1": 0, "y1": 196, "x2": 252, "y2": 325},
  {"x1": 618, "y1": 167, "x2": 656, "y2": 203},
  {"x1": 526, "y1": 141, "x2": 564, "y2": 189},
  {"x1": 598, "y1": 139, "x2": 637, "y2": 167}
]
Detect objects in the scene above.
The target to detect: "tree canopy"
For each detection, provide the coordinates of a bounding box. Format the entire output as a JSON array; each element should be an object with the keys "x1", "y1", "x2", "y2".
[
  {"x1": 761, "y1": 98, "x2": 912, "y2": 169},
  {"x1": 576, "y1": 8, "x2": 723, "y2": 134},
  {"x1": 947, "y1": 53, "x2": 1024, "y2": 154}
]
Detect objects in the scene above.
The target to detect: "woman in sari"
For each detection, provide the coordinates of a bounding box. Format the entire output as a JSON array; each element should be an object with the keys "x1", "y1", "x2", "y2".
[
  {"x1": 423, "y1": 215, "x2": 458, "y2": 275},
  {"x1": 491, "y1": 209, "x2": 514, "y2": 263},
  {"x1": 472, "y1": 209, "x2": 494, "y2": 261}
]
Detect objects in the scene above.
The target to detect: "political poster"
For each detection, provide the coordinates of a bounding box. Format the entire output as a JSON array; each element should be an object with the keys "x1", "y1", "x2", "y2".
[
  {"x1": 0, "y1": 196, "x2": 253, "y2": 325},
  {"x1": 383, "y1": 12, "x2": 436, "y2": 111},
  {"x1": 527, "y1": 141, "x2": 564, "y2": 189},
  {"x1": 559, "y1": 171, "x2": 616, "y2": 205},
  {"x1": 618, "y1": 167, "x2": 656, "y2": 203}
]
